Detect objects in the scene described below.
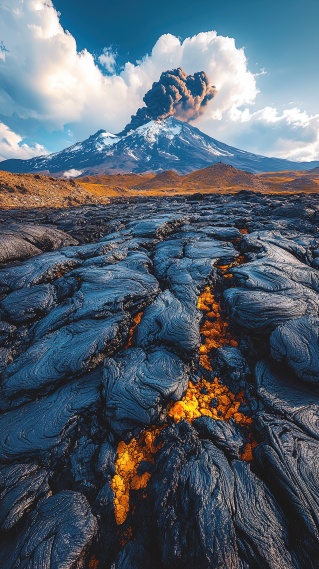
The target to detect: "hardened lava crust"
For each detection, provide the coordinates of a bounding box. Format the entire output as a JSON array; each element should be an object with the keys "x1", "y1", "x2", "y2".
[{"x1": 1, "y1": 191, "x2": 319, "y2": 568}]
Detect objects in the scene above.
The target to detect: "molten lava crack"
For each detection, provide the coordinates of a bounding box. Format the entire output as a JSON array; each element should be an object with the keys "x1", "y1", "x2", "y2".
[{"x1": 112, "y1": 270, "x2": 255, "y2": 526}]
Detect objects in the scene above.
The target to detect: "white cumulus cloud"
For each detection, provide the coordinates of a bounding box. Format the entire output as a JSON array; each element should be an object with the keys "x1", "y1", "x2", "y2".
[
  {"x1": 0, "y1": 0, "x2": 317, "y2": 162},
  {"x1": 0, "y1": 0, "x2": 257, "y2": 139},
  {"x1": 206, "y1": 106, "x2": 319, "y2": 161},
  {"x1": 63, "y1": 168, "x2": 82, "y2": 178},
  {"x1": 0, "y1": 121, "x2": 48, "y2": 161},
  {"x1": 98, "y1": 47, "x2": 117, "y2": 74}
]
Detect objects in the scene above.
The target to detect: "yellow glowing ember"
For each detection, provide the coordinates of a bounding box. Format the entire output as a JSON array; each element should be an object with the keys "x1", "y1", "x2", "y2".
[
  {"x1": 127, "y1": 312, "x2": 143, "y2": 347},
  {"x1": 111, "y1": 427, "x2": 162, "y2": 525},
  {"x1": 240, "y1": 440, "x2": 258, "y2": 461},
  {"x1": 197, "y1": 285, "x2": 238, "y2": 370},
  {"x1": 218, "y1": 255, "x2": 245, "y2": 279},
  {"x1": 169, "y1": 283, "x2": 254, "y2": 439},
  {"x1": 168, "y1": 377, "x2": 252, "y2": 426},
  {"x1": 112, "y1": 261, "x2": 256, "y2": 526},
  {"x1": 88, "y1": 555, "x2": 99, "y2": 569}
]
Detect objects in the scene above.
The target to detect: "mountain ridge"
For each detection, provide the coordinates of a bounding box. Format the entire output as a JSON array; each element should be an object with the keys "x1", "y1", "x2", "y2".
[{"x1": 1, "y1": 117, "x2": 319, "y2": 175}]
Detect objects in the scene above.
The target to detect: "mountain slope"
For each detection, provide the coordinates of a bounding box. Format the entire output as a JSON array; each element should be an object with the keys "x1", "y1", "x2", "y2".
[{"x1": 1, "y1": 118, "x2": 319, "y2": 175}]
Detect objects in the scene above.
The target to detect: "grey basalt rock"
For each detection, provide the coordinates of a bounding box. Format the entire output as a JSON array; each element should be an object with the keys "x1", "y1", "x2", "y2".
[
  {"x1": 231, "y1": 260, "x2": 319, "y2": 295},
  {"x1": 145, "y1": 422, "x2": 239, "y2": 569},
  {"x1": 270, "y1": 316, "x2": 319, "y2": 386},
  {"x1": 232, "y1": 460, "x2": 297, "y2": 569},
  {"x1": 255, "y1": 361, "x2": 319, "y2": 440},
  {"x1": 0, "y1": 194, "x2": 319, "y2": 567},
  {"x1": 0, "y1": 321, "x2": 16, "y2": 346},
  {"x1": 0, "y1": 251, "x2": 81, "y2": 295},
  {"x1": 244, "y1": 229, "x2": 311, "y2": 261},
  {"x1": 153, "y1": 235, "x2": 238, "y2": 284},
  {"x1": 32, "y1": 270, "x2": 159, "y2": 339},
  {"x1": 0, "y1": 491, "x2": 98, "y2": 569},
  {"x1": 224, "y1": 288, "x2": 308, "y2": 333},
  {"x1": 1, "y1": 313, "x2": 127, "y2": 403},
  {"x1": 255, "y1": 413, "x2": 319, "y2": 563},
  {"x1": 0, "y1": 223, "x2": 78, "y2": 265},
  {"x1": 0, "y1": 462, "x2": 51, "y2": 531},
  {"x1": 135, "y1": 289, "x2": 201, "y2": 352},
  {"x1": 0, "y1": 371, "x2": 101, "y2": 461},
  {"x1": 241, "y1": 234, "x2": 304, "y2": 265},
  {"x1": 193, "y1": 416, "x2": 245, "y2": 459},
  {"x1": 127, "y1": 214, "x2": 188, "y2": 238},
  {"x1": 153, "y1": 239, "x2": 184, "y2": 279},
  {"x1": 1, "y1": 284, "x2": 57, "y2": 324},
  {"x1": 103, "y1": 348, "x2": 188, "y2": 435},
  {"x1": 153, "y1": 235, "x2": 238, "y2": 305},
  {"x1": 70, "y1": 435, "x2": 99, "y2": 493},
  {"x1": 184, "y1": 238, "x2": 237, "y2": 262},
  {"x1": 224, "y1": 256, "x2": 319, "y2": 333},
  {"x1": 0, "y1": 347, "x2": 12, "y2": 373},
  {"x1": 32, "y1": 258, "x2": 159, "y2": 337},
  {"x1": 198, "y1": 226, "x2": 242, "y2": 240},
  {"x1": 0, "y1": 235, "x2": 41, "y2": 265},
  {"x1": 96, "y1": 441, "x2": 116, "y2": 481},
  {"x1": 0, "y1": 222, "x2": 78, "y2": 249}
]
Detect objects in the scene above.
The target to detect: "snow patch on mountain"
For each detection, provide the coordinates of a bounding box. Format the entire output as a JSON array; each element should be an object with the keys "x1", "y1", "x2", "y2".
[{"x1": 1, "y1": 117, "x2": 319, "y2": 175}]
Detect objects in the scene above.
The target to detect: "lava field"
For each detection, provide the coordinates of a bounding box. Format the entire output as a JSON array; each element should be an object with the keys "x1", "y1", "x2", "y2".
[{"x1": 0, "y1": 191, "x2": 319, "y2": 568}]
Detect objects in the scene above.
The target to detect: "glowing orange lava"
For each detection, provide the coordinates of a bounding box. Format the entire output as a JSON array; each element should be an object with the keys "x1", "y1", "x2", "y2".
[
  {"x1": 197, "y1": 286, "x2": 238, "y2": 371},
  {"x1": 127, "y1": 311, "x2": 143, "y2": 347},
  {"x1": 168, "y1": 377, "x2": 252, "y2": 426},
  {"x1": 88, "y1": 555, "x2": 99, "y2": 569},
  {"x1": 112, "y1": 257, "x2": 256, "y2": 526},
  {"x1": 240, "y1": 441, "x2": 258, "y2": 461},
  {"x1": 168, "y1": 285, "x2": 251, "y2": 427},
  {"x1": 111, "y1": 427, "x2": 162, "y2": 525}
]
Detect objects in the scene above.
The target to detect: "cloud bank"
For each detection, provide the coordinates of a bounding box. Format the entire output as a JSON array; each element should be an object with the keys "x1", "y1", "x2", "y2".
[
  {"x1": 0, "y1": 121, "x2": 48, "y2": 161},
  {"x1": 0, "y1": 1, "x2": 256, "y2": 135},
  {"x1": 201, "y1": 106, "x2": 319, "y2": 161},
  {"x1": 0, "y1": 0, "x2": 317, "y2": 161}
]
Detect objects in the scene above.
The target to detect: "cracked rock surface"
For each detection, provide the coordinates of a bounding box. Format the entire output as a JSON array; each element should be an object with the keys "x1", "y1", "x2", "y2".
[{"x1": 0, "y1": 192, "x2": 319, "y2": 568}]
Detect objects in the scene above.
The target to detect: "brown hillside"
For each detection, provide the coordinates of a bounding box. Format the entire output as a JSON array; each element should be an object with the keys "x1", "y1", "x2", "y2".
[
  {"x1": 0, "y1": 163, "x2": 318, "y2": 210},
  {"x1": 284, "y1": 177, "x2": 319, "y2": 191},
  {"x1": 79, "y1": 173, "x2": 154, "y2": 188},
  {"x1": 183, "y1": 163, "x2": 264, "y2": 190},
  {"x1": 136, "y1": 170, "x2": 182, "y2": 189},
  {"x1": 0, "y1": 171, "x2": 107, "y2": 208},
  {"x1": 258, "y1": 170, "x2": 319, "y2": 192}
]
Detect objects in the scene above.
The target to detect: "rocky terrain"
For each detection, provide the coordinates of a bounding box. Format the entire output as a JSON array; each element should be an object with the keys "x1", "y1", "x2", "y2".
[
  {"x1": 0, "y1": 171, "x2": 107, "y2": 209},
  {"x1": 80, "y1": 163, "x2": 319, "y2": 197},
  {"x1": 0, "y1": 192, "x2": 319, "y2": 568},
  {"x1": 1, "y1": 165, "x2": 319, "y2": 209}
]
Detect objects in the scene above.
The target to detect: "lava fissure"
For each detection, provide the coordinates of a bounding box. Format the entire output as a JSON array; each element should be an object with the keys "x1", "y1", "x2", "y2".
[
  {"x1": 1, "y1": 196, "x2": 319, "y2": 569},
  {"x1": 111, "y1": 246, "x2": 257, "y2": 530}
]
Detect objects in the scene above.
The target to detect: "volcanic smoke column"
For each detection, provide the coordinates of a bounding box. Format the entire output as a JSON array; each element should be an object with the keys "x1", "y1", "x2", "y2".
[{"x1": 119, "y1": 67, "x2": 217, "y2": 135}]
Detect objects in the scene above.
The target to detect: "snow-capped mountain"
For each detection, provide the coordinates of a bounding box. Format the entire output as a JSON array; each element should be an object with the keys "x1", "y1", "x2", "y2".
[{"x1": 1, "y1": 117, "x2": 319, "y2": 175}]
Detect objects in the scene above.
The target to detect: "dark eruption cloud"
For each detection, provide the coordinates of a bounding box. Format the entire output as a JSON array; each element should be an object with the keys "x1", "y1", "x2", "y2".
[{"x1": 120, "y1": 67, "x2": 217, "y2": 135}]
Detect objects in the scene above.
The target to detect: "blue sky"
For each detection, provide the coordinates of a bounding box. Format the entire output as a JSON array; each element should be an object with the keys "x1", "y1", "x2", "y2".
[
  {"x1": 0, "y1": 0, "x2": 318, "y2": 162},
  {"x1": 53, "y1": 0, "x2": 319, "y2": 113}
]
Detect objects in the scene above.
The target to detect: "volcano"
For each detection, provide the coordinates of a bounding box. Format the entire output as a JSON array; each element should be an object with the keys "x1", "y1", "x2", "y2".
[{"x1": 1, "y1": 117, "x2": 319, "y2": 176}]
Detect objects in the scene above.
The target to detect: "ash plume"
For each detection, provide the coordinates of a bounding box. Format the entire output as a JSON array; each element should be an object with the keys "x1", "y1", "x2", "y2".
[{"x1": 120, "y1": 67, "x2": 217, "y2": 135}]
